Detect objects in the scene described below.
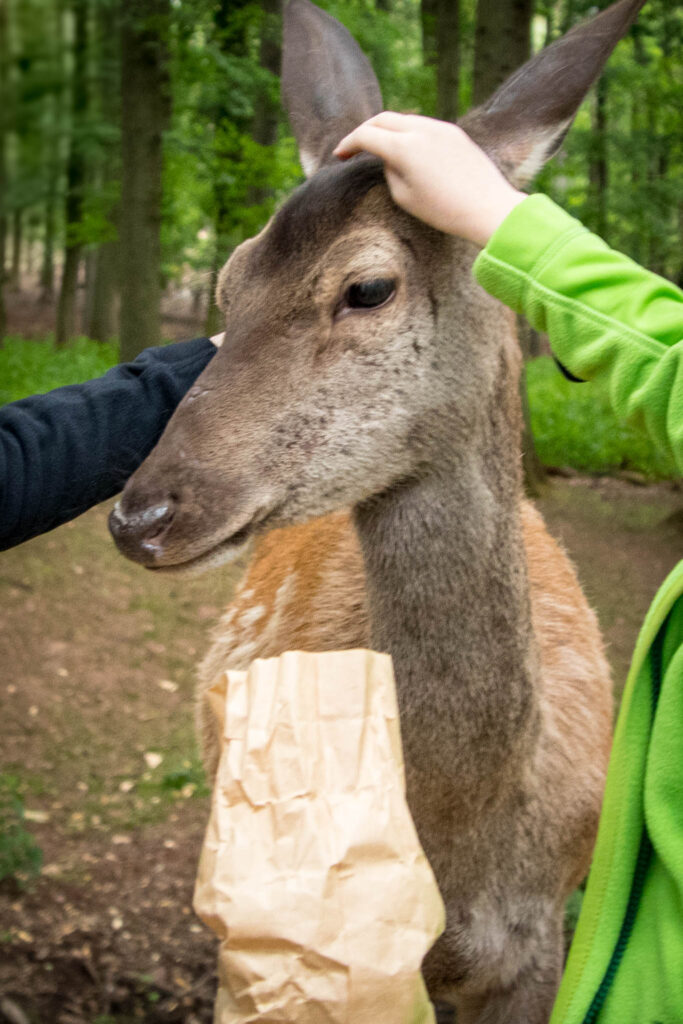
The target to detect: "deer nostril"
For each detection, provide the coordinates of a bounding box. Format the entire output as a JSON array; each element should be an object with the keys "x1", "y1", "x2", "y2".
[
  {"x1": 139, "y1": 502, "x2": 175, "y2": 548},
  {"x1": 109, "y1": 498, "x2": 177, "y2": 563}
]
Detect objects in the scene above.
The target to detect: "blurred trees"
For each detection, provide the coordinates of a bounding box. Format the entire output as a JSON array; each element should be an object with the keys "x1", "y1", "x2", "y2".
[
  {"x1": 119, "y1": 0, "x2": 170, "y2": 360},
  {"x1": 0, "y1": 0, "x2": 680, "y2": 355}
]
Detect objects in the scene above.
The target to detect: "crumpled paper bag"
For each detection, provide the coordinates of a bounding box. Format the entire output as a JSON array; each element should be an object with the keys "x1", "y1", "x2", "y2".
[{"x1": 194, "y1": 649, "x2": 445, "y2": 1023}]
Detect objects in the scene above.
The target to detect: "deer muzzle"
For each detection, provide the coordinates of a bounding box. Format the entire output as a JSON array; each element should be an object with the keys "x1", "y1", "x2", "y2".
[{"x1": 109, "y1": 497, "x2": 177, "y2": 566}]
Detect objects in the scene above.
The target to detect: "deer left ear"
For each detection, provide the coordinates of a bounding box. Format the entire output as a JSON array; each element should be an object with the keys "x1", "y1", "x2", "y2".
[
  {"x1": 460, "y1": 0, "x2": 645, "y2": 187},
  {"x1": 282, "y1": 0, "x2": 383, "y2": 178}
]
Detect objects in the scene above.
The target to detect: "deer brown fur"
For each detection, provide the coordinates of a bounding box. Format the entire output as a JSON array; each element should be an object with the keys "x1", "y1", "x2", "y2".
[{"x1": 110, "y1": 1, "x2": 645, "y2": 1019}]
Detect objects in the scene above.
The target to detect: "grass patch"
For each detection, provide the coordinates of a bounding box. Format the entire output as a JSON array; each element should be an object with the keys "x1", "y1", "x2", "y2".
[
  {"x1": 526, "y1": 356, "x2": 676, "y2": 479},
  {"x1": 74, "y1": 753, "x2": 210, "y2": 834},
  {"x1": 0, "y1": 774, "x2": 43, "y2": 886},
  {"x1": 0, "y1": 335, "x2": 117, "y2": 405}
]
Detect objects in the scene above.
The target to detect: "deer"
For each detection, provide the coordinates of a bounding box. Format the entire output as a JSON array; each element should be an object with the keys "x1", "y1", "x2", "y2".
[{"x1": 109, "y1": 1, "x2": 645, "y2": 1019}]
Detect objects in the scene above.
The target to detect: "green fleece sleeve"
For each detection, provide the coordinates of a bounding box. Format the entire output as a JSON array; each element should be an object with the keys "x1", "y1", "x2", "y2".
[{"x1": 473, "y1": 193, "x2": 683, "y2": 475}]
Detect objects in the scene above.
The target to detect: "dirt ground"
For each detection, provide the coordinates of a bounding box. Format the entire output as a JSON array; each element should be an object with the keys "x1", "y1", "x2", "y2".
[{"x1": 0, "y1": 475, "x2": 680, "y2": 1024}]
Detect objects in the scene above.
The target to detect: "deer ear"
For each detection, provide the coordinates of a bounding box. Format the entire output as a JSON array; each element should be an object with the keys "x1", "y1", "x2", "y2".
[
  {"x1": 282, "y1": 0, "x2": 383, "y2": 178},
  {"x1": 460, "y1": 0, "x2": 645, "y2": 187}
]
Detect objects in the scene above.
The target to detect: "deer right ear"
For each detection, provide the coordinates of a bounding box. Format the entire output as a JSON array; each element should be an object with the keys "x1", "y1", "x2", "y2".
[
  {"x1": 282, "y1": 0, "x2": 383, "y2": 178},
  {"x1": 460, "y1": 0, "x2": 645, "y2": 186}
]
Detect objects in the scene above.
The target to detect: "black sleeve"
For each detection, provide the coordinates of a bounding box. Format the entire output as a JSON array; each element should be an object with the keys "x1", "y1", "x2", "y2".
[{"x1": 0, "y1": 337, "x2": 216, "y2": 551}]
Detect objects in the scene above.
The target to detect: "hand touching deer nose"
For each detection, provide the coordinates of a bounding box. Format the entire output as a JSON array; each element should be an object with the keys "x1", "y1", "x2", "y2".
[{"x1": 334, "y1": 112, "x2": 526, "y2": 247}]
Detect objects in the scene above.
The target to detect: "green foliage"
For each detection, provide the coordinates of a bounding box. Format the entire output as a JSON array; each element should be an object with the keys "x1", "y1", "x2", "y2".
[
  {"x1": 0, "y1": 774, "x2": 43, "y2": 886},
  {"x1": 536, "y1": 1, "x2": 683, "y2": 284},
  {"x1": 564, "y1": 886, "x2": 584, "y2": 942},
  {"x1": 0, "y1": 336, "x2": 117, "y2": 405},
  {"x1": 3, "y1": 0, "x2": 681, "y2": 350},
  {"x1": 160, "y1": 762, "x2": 209, "y2": 795},
  {"x1": 526, "y1": 356, "x2": 676, "y2": 479}
]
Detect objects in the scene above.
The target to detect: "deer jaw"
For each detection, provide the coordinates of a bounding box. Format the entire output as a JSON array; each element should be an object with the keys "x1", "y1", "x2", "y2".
[{"x1": 111, "y1": 162, "x2": 503, "y2": 572}]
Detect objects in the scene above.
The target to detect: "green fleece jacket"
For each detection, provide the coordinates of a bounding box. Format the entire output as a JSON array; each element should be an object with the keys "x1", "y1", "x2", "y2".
[{"x1": 474, "y1": 194, "x2": 683, "y2": 1024}]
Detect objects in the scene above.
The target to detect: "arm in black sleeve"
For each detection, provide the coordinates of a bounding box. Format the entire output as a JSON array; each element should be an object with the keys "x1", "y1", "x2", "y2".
[{"x1": 0, "y1": 337, "x2": 216, "y2": 551}]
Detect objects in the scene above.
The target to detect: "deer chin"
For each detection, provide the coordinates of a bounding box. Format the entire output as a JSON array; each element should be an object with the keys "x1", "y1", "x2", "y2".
[
  {"x1": 145, "y1": 507, "x2": 276, "y2": 576},
  {"x1": 146, "y1": 528, "x2": 255, "y2": 577}
]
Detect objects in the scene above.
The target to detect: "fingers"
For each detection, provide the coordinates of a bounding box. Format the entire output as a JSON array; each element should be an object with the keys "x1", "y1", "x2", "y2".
[
  {"x1": 334, "y1": 111, "x2": 413, "y2": 160},
  {"x1": 334, "y1": 124, "x2": 399, "y2": 162}
]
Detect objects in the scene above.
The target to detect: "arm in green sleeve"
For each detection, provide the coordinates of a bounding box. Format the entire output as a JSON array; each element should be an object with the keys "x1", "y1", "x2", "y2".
[{"x1": 473, "y1": 193, "x2": 683, "y2": 474}]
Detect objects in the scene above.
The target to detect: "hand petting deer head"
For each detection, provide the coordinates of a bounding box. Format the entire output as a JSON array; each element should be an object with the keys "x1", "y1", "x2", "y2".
[{"x1": 110, "y1": 0, "x2": 644, "y2": 572}]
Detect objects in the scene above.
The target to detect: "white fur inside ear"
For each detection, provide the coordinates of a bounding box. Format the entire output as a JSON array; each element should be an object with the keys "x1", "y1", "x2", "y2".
[
  {"x1": 300, "y1": 149, "x2": 318, "y2": 178},
  {"x1": 513, "y1": 118, "x2": 572, "y2": 184}
]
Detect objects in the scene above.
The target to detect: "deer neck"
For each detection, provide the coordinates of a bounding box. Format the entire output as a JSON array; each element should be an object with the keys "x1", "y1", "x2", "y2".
[{"x1": 353, "y1": 399, "x2": 540, "y2": 819}]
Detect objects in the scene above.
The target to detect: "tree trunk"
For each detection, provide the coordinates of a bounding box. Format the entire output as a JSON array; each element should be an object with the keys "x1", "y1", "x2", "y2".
[
  {"x1": 246, "y1": 0, "x2": 282, "y2": 208},
  {"x1": 588, "y1": 74, "x2": 608, "y2": 241},
  {"x1": 41, "y1": 189, "x2": 56, "y2": 301},
  {"x1": 40, "y1": 0, "x2": 64, "y2": 304},
  {"x1": 435, "y1": 0, "x2": 459, "y2": 122},
  {"x1": 421, "y1": 0, "x2": 437, "y2": 68},
  {"x1": 119, "y1": 0, "x2": 170, "y2": 362},
  {"x1": 421, "y1": 0, "x2": 459, "y2": 120},
  {"x1": 10, "y1": 208, "x2": 21, "y2": 288},
  {"x1": 472, "y1": 0, "x2": 533, "y2": 107},
  {"x1": 87, "y1": 0, "x2": 121, "y2": 342},
  {"x1": 205, "y1": 0, "x2": 251, "y2": 337},
  {"x1": 0, "y1": 0, "x2": 8, "y2": 342},
  {"x1": 89, "y1": 240, "x2": 119, "y2": 342},
  {"x1": 56, "y1": 0, "x2": 89, "y2": 347}
]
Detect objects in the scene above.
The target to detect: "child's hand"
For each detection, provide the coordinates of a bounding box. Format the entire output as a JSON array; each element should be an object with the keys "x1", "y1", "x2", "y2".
[{"x1": 334, "y1": 112, "x2": 526, "y2": 247}]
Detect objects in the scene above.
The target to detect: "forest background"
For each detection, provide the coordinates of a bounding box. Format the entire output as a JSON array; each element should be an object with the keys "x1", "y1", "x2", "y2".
[{"x1": 0, "y1": 0, "x2": 681, "y2": 478}]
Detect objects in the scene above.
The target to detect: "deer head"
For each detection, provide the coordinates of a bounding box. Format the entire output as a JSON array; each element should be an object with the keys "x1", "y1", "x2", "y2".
[{"x1": 110, "y1": 0, "x2": 644, "y2": 572}]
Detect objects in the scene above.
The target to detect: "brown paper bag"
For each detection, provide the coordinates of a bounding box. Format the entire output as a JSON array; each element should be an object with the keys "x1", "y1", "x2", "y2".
[{"x1": 194, "y1": 649, "x2": 445, "y2": 1023}]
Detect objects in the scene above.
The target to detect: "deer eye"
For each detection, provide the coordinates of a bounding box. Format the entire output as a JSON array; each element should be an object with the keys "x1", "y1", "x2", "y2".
[{"x1": 346, "y1": 278, "x2": 396, "y2": 310}]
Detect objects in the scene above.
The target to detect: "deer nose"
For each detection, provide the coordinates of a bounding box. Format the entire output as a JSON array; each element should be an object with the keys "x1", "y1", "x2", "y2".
[{"x1": 108, "y1": 497, "x2": 176, "y2": 565}]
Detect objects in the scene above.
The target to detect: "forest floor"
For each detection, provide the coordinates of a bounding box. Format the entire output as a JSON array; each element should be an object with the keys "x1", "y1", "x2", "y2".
[
  {"x1": 0, "y1": 475, "x2": 681, "y2": 1024},
  {"x1": 3, "y1": 286, "x2": 206, "y2": 345}
]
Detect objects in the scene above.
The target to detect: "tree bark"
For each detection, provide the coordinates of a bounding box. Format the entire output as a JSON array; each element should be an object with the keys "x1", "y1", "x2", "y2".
[
  {"x1": 421, "y1": 0, "x2": 437, "y2": 68},
  {"x1": 588, "y1": 74, "x2": 608, "y2": 241},
  {"x1": 89, "y1": 240, "x2": 119, "y2": 342},
  {"x1": 435, "y1": 0, "x2": 459, "y2": 122},
  {"x1": 87, "y1": 0, "x2": 121, "y2": 342},
  {"x1": 40, "y1": 0, "x2": 65, "y2": 303},
  {"x1": 246, "y1": 0, "x2": 282, "y2": 208},
  {"x1": 56, "y1": 0, "x2": 89, "y2": 347},
  {"x1": 472, "y1": 0, "x2": 533, "y2": 107},
  {"x1": 119, "y1": 0, "x2": 170, "y2": 362},
  {"x1": 10, "y1": 208, "x2": 21, "y2": 288},
  {"x1": 0, "y1": 0, "x2": 8, "y2": 341},
  {"x1": 41, "y1": 187, "x2": 56, "y2": 301},
  {"x1": 204, "y1": 0, "x2": 251, "y2": 337},
  {"x1": 421, "y1": 0, "x2": 459, "y2": 121}
]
